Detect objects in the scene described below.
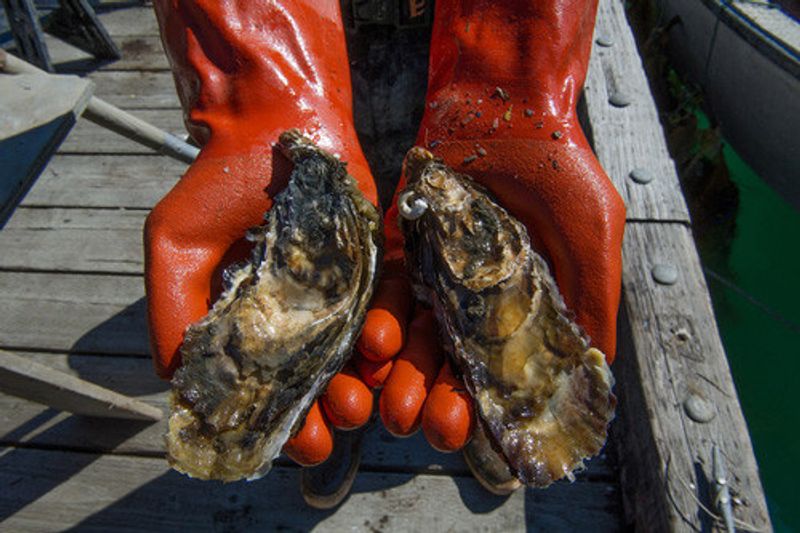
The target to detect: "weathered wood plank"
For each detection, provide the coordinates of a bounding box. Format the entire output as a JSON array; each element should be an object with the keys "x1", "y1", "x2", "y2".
[
  {"x1": 47, "y1": 33, "x2": 170, "y2": 72},
  {"x1": 583, "y1": 0, "x2": 771, "y2": 530},
  {"x1": 0, "y1": 349, "x2": 614, "y2": 480},
  {"x1": 60, "y1": 110, "x2": 186, "y2": 154},
  {"x1": 96, "y1": 5, "x2": 162, "y2": 37},
  {"x1": 614, "y1": 222, "x2": 771, "y2": 532},
  {"x1": 21, "y1": 155, "x2": 184, "y2": 208},
  {"x1": 0, "y1": 272, "x2": 148, "y2": 355},
  {"x1": 87, "y1": 70, "x2": 180, "y2": 109},
  {"x1": 0, "y1": 447, "x2": 622, "y2": 532},
  {"x1": 0, "y1": 349, "x2": 162, "y2": 421},
  {"x1": 0, "y1": 207, "x2": 145, "y2": 273},
  {"x1": 584, "y1": 0, "x2": 690, "y2": 223},
  {"x1": 0, "y1": 352, "x2": 468, "y2": 473}
]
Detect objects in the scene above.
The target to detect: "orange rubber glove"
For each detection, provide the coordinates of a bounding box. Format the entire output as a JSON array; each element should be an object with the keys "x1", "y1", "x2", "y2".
[
  {"x1": 146, "y1": 0, "x2": 376, "y2": 466},
  {"x1": 357, "y1": 0, "x2": 626, "y2": 452}
]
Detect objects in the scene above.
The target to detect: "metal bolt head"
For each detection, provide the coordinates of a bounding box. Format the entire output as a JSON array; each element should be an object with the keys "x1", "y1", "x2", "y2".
[
  {"x1": 652, "y1": 263, "x2": 678, "y2": 285},
  {"x1": 609, "y1": 91, "x2": 632, "y2": 108},
  {"x1": 629, "y1": 167, "x2": 654, "y2": 184},
  {"x1": 684, "y1": 394, "x2": 716, "y2": 423},
  {"x1": 596, "y1": 35, "x2": 614, "y2": 47}
]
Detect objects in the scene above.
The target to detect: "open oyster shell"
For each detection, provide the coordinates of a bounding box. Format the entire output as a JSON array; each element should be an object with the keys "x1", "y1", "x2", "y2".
[
  {"x1": 166, "y1": 130, "x2": 382, "y2": 481},
  {"x1": 398, "y1": 147, "x2": 616, "y2": 487}
]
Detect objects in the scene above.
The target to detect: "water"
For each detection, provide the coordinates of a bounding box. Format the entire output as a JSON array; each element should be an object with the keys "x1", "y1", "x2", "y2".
[{"x1": 697, "y1": 139, "x2": 800, "y2": 531}]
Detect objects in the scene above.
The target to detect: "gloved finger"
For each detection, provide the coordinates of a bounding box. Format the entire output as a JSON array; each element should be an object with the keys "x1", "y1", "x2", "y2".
[
  {"x1": 422, "y1": 359, "x2": 474, "y2": 452},
  {"x1": 379, "y1": 309, "x2": 443, "y2": 436},
  {"x1": 355, "y1": 351, "x2": 394, "y2": 389},
  {"x1": 357, "y1": 269, "x2": 415, "y2": 362},
  {"x1": 320, "y1": 365, "x2": 373, "y2": 430},
  {"x1": 283, "y1": 400, "x2": 334, "y2": 466}
]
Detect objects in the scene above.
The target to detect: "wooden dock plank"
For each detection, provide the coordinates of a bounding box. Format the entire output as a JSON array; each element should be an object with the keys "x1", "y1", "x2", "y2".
[
  {"x1": 60, "y1": 111, "x2": 186, "y2": 154},
  {"x1": 87, "y1": 71, "x2": 180, "y2": 109},
  {"x1": 581, "y1": 0, "x2": 771, "y2": 530},
  {"x1": 94, "y1": 5, "x2": 162, "y2": 37},
  {"x1": 47, "y1": 34, "x2": 171, "y2": 72},
  {"x1": 0, "y1": 352, "x2": 473, "y2": 474},
  {"x1": 613, "y1": 222, "x2": 771, "y2": 531},
  {"x1": 0, "y1": 354, "x2": 621, "y2": 482},
  {"x1": 0, "y1": 207, "x2": 145, "y2": 273},
  {"x1": 584, "y1": 0, "x2": 690, "y2": 223},
  {"x1": 0, "y1": 272, "x2": 148, "y2": 355},
  {"x1": 20, "y1": 155, "x2": 183, "y2": 208},
  {"x1": 0, "y1": 447, "x2": 621, "y2": 532}
]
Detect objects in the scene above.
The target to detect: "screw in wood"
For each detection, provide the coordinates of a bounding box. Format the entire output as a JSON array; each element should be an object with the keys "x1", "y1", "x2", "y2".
[
  {"x1": 684, "y1": 394, "x2": 716, "y2": 423},
  {"x1": 651, "y1": 263, "x2": 678, "y2": 285},
  {"x1": 629, "y1": 167, "x2": 654, "y2": 184},
  {"x1": 609, "y1": 91, "x2": 632, "y2": 108},
  {"x1": 595, "y1": 35, "x2": 614, "y2": 47}
]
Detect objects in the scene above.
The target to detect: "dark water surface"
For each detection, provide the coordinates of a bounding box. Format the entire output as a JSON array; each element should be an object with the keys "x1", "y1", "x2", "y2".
[{"x1": 699, "y1": 142, "x2": 800, "y2": 531}]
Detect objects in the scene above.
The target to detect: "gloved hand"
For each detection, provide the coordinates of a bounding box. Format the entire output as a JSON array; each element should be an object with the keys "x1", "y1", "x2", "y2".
[
  {"x1": 146, "y1": 0, "x2": 377, "y2": 466},
  {"x1": 357, "y1": 0, "x2": 626, "y2": 453}
]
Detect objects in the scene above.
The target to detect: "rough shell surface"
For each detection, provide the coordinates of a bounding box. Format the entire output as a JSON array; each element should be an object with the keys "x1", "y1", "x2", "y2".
[
  {"x1": 398, "y1": 147, "x2": 616, "y2": 487},
  {"x1": 166, "y1": 130, "x2": 382, "y2": 481}
]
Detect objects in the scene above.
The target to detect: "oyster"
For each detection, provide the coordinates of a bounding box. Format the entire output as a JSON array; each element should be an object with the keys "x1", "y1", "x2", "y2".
[
  {"x1": 397, "y1": 147, "x2": 616, "y2": 487},
  {"x1": 166, "y1": 130, "x2": 382, "y2": 481}
]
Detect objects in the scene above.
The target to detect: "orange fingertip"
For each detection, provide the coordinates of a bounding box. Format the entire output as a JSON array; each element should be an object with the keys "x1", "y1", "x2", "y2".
[
  {"x1": 321, "y1": 367, "x2": 373, "y2": 430},
  {"x1": 283, "y1": 401, "x2": 334, "y2": 466},
  {"x1": 379, "y1": 310, "x2": 442, "y2": 437},
  {"x1": 358, "y1": 276, "x2": 414, "y2": 362},
  {"x1": 153, "y1": 352, "x2": 180, "y2": 380},
  {"x1": 356, "y1": 354, "x2": 394, "y2": 388},
  {"x1": 422, "y1": 361, "x2": 475, "y2": 452}
]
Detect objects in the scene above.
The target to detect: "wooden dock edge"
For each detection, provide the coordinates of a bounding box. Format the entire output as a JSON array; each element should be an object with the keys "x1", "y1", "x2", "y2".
[{"x1": 585, "y1": 0, "x2": 772, "y2": 530}]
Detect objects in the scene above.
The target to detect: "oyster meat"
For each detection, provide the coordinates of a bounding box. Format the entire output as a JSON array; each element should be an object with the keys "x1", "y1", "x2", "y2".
[
  {"x1": 398, "y1": 147, "x2": 616, "y2": 487},
  {"x1": 166, "y1": 130, "x2": 382, "y2": 481}
]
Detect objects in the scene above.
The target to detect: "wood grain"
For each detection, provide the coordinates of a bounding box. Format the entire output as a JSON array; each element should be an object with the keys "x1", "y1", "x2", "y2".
[
  {"x1": 584, "y1": 0, "x2": 691, "y2": 223},
  {"x1": 0, "y1": 351, "x2": 614, "y2": 480},
  {"x1": 613, "y1": 222, "x2": 771, "y2": 532},
  {"x1": 47, "y1": 33, "x2": 171, "y2": 72},
  {"x1": 0, "y1": 272, "x2": 149, "y2": 355},
  {"x1": 87, "y1": 70, "x2": 180, "y2": 109},
  {"x1": 94, "y1": 5, "x2": 162, "y2": 37},
  {"x1": 0, "y1": 447, "x2": 622, "y2": 532},
  {"x1": 0, "y1": 207, "x2": 145, "y2": 273},
  {"x1": 580, "y1": 0, "x2": 771, "y2": 530},
  {"x1": 21, "y1": 154, "x2": 184, "y2": 208},
  {"x1": 60, "y1": 110, "x2": 186, "y2": 154}
]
